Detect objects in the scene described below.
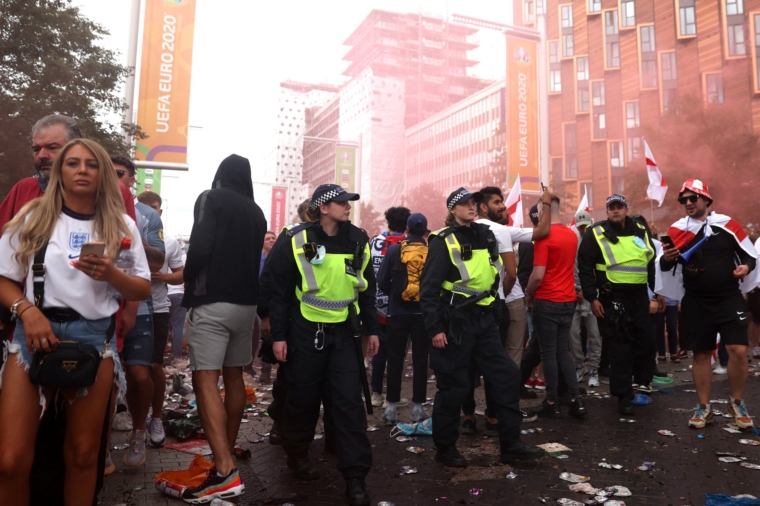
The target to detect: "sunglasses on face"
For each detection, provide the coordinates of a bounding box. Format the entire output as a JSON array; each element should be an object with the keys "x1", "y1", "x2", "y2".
[
  {"x1": 115, "y1": 169, "x2": 126, "y2": 178},
  {"x1": 678, "y1": 195, "x2": 700, "y2": 205}
]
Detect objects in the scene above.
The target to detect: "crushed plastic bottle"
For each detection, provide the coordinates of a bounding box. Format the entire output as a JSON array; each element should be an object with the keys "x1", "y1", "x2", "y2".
[
  {"x1": 107, "y1": 237, "x2": 134, "y2": 299},
  {"x1": 559, "y1": 472, "x2": 590, "y2": 483}
]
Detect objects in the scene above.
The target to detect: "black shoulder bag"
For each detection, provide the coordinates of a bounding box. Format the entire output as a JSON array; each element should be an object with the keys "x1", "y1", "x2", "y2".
[{"x1": 27, "y1": 240, "x2": 114, "y2": 388}]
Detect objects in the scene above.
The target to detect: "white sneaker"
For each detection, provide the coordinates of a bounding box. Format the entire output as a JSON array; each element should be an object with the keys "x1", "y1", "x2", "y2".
[
  {"x1": 112, "y1": 411, "x2": 133, "y2": 431},
  {"x1": 713, "y1": 365, "x2": 728, "y2": 375},
  {"x1": 371, "y1": 392, "x2": 385, "y2": 407},
  {"x1": 576, "y1": 367, "x2": 585, "y2": 383},
  {"x1": 382, "y1": 398, "x2": 409, "y2": 409},
  {"x1": 588, "y1": 369, "x2": 599, "y2": 387},
  {"x1": 147, "y1": 417, "x2": 165, "y2": 448}
]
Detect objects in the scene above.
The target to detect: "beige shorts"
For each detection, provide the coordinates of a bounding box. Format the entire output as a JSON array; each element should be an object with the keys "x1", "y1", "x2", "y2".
[{"x1": 185, "y1": 302, "x2": 256, "y2": 371}]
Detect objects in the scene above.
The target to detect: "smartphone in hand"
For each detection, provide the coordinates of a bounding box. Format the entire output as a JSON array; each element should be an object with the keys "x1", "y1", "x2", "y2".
[{"x1": 80, "y1": 242, "x2": 106, "y2": 258}]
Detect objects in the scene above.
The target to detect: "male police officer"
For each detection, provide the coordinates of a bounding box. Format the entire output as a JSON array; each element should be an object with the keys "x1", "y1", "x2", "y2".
[
  {"x1": 578, "y1": 195, "x2": 659, "y2": 416},
  {"x1": 420, "y1": 188, "x2": 546, "y2": 467}
]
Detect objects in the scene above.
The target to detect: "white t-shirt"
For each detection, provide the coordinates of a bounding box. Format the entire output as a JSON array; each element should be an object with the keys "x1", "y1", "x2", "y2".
[
  {"x1": 505, "y1": 227, "x2": 534, "y2": 303},
  {"x1": 0, "y1": 210, "x2": 151, "y2": 320},
  {"x1": 475, "y1": 219, "x2": 513, "y2": 299},
  {"x1": 167, "y1": 251, "x2": 187, "y2": 296},
  {"x1": 151, "y1": 235, "x2": 185, "y2": 313}
]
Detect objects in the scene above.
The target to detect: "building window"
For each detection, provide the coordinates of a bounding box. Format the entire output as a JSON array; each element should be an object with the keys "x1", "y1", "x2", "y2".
[
  {"x1": 728, "y1": 25, "x2": 747, "y2": 56},
  {"x1": 564, "y1": 123, "x2": 578, "y2": 179},
  {"x1": 605, "y1": 10, "x2": 619, "y2": 35},
  {"x1": 626, "y1": 102, "x2": 640, "y2": 128},
  {"x1": 661, "y1": 52, "x2": 678, "y2": 81},
  {"x1": 726, "y1": 0, "x2": 744, "y2": 15},
  {"x1": 640, "y1": 25, "x2": 656, "y2": 53},
  {"x1": 549, "y1": 41, "x2": 560, "y2": 63},
  {"x1": 621, "y1": 1, "x2": 636, "y2": 27},
  {"x1": 705, "y1": 74, "x2": 724, "y2": 103},
  {"x1": 550, "y1": 69, "x2": 562, "y2": 92},
  {"x1": 578, "y1": 87, "x2": 590, "y2": 111},
  {"x1": 627, "y1": 136, "x2": 642, "y2": 160},
  {"x1": 524, "y1": 0, "x2": 535, "y2": 24},
  {"x1": 663, "y1": 88, "x2": 679, "y2": 110},
  {"x1": 576, "y1": 56, "x2": 589, "y2": 81},
  {"x1": 588, "y1": 0, "x2": 602, "y2": 13},
  {"x1": 679, "y1": 0, "x2": 697, "y2": 36},
  {"x1": 592, "y1": 81, "x2": 605, "y2": 106},
  {"x1": 610, "y1": 141, "x2": 624, "y2": 167},
  {"x1": 607, "y1": 41, "x2": 620, "y2": 67},
  {"x1": 595, "y1": 113, "x2": 606, "y2": 130},
  {"x1": 562, "y1": 5, "x2": 574, "y2": 57}
]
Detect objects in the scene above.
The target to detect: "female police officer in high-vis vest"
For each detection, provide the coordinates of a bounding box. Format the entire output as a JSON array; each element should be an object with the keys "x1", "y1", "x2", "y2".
[
  {"x1": 265, "y1": 184, "x2": 379, "y2": 506},
  {"x1": 419, "y1": 187, "x2": 547, "y2": 468}
]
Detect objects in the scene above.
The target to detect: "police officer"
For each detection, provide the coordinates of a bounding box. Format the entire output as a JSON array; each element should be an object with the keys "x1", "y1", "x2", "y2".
[
  {"x1": 577, "y1": 194, "x2": 660, "y2": 416},
  {"x1": 267, "y1": 184, "x2": 379, "y2": 506},
  {"x1": 420, "y1": 187, "x2": 546, "y2": 467}
]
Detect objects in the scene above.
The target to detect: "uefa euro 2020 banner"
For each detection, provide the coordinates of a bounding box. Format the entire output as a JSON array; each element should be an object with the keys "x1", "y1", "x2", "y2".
[
  {"x1": 135, "y1": 0, "x2": 196, "y2": 195},
  {"x1": 506, "y1": 35, "x2": 539, "y2": 193}
]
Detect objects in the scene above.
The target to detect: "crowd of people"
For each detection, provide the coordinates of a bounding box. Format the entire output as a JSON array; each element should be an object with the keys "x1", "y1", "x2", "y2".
[{"x1": 0, "y1": 114, "x2": 758, "y2": 506}]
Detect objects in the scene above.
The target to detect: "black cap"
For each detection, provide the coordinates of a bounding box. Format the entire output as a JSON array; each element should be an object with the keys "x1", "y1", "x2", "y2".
[
  {"x1": 446, "y1": 187, "x2": 483, "y2": 211},
  {"x1": 606, "y1": 194, "x2": 628, "y2": 208},
  {"x1": 407, "y1": 213, "x2": 429, "y2": 235},
  {"x1": 310, "y1": 184, "x2": 360, "y2": 210},
  {"x1": 529, "y1": 204, "x2": 539, "y2": 226}
]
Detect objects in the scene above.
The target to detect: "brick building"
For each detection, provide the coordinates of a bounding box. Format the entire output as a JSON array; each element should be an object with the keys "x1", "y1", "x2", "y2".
[{"x1": 513, "y1": 0, "x2": 760, "y2": 211}]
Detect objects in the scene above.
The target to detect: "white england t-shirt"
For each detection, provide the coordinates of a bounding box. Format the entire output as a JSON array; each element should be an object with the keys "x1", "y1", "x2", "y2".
[
  {"x1": 0, "y1": 209, "x2": 151, "y2": 320},
  {"x1": 151, "y1": 235, "x2": 185, "y2": 313},
  {"x1": 167, "y1": 251, "x2": 187, "y2": 297},
  {"x1": 475, "y1": 219, "x2": 513, "y2": 299}
]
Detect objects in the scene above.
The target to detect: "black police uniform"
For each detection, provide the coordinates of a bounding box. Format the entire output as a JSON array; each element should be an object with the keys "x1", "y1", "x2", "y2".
[
  {"x1": 577, "y1": 216, "x2": 656, "y2": 405},
  {"x1": 265, "y1": 220, "x2": 378, "y2": 482},
  {"x1": 420, "y1": 221, "x2": 534, "y2": 461}
]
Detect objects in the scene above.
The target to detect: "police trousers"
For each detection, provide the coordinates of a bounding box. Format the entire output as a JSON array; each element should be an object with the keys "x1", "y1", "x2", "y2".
[
  {"x1": 281, "y1": 313, "x2": 371, "y2": 479},
  {"x1": 596, "y1": 290, "x2": 655, "y2": 400},
  {"x1": 430, "y1": 308, "x2": 522, "y2": 447},
  {"x1": 267, "y1": 360, "x2": 334, "y2": 436}
]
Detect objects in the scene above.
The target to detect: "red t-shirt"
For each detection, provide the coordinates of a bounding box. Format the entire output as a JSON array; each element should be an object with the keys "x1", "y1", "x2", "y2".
[{"x1": 533, "y1": 223, "x2": 578, "y2": 303}]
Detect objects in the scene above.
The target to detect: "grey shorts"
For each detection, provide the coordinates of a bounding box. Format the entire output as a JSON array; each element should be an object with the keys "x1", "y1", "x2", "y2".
[{"x1": 185, "y1": 302, "x2": 256, "y2": 371}]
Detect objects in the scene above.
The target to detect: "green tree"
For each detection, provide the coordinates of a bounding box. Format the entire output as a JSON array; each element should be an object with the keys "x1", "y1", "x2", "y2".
[
  {"x1": 0, "y1": 0, "x2": 143, "y2": 200},
  {"x1": 624, "y1": 95, "x2": 760, "y2": 232}
]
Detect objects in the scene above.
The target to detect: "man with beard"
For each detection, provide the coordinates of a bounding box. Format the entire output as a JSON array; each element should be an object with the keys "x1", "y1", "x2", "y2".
[{"x1": 658, "y1": 180, "x2": 759, "y2": 429}]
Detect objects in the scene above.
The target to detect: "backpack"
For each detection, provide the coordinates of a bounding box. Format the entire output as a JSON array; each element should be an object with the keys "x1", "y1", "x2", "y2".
[{"x1": 392, "y1": 240, "x2": 428, "y2": 304}]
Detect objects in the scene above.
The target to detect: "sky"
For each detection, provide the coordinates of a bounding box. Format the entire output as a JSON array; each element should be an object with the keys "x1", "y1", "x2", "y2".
[{"x1": 75, "y1": 0, "x2": 513, "y2": 236}]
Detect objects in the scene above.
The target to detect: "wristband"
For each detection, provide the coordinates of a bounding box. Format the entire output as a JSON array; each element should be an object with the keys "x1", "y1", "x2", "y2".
[{"x1": 17, "y1": 304, "x2": 34, "y2": 320}]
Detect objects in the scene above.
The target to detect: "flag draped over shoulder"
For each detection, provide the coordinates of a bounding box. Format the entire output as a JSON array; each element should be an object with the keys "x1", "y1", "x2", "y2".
[{"x1": 654, "y1": 212, "x2": 760, "y2": 300}]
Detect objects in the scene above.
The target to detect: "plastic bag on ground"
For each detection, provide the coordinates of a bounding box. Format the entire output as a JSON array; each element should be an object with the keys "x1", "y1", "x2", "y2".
[
  {"x1": 154, "y1": 454, "x2": 214, "y2": 494},
  {"x1": 390, "y1": 418, "x2": 433, "y2": 437}
]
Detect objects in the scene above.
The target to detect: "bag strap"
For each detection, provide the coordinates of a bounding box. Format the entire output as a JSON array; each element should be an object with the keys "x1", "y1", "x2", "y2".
[{"x1": 32, "y1": 239, "x2": 50, "y2": 309}]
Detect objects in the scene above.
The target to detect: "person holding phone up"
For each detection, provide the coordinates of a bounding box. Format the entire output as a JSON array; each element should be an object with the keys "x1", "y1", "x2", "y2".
[{"x1": 0, "y1": 139, "x2": 151, "y2": 504}]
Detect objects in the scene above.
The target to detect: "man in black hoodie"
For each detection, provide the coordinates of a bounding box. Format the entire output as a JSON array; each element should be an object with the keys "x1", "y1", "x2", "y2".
[{"x1": 181, "y1": 154, "x2": 267, "y2": 503}]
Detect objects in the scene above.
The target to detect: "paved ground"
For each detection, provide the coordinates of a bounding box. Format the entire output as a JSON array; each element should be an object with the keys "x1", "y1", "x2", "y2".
[{"x1": 100, "y1": 355, "x2": 760, "y2": 506}]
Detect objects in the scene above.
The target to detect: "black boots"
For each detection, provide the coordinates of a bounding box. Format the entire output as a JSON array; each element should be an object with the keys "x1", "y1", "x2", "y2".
[
  {"x1": 287, "y1": 454, "x2": 319, "y2": 480},
  {"x1": 618, "y1": 397, "x2": 635, "y2": 416},
  {"x1": 269, "y1": 421, "x2": 282, "y2": 445},
  {"x1": 569, "y1": 398, "x2": 588, "y2": 418},
  {"x1": 500, "y1": 439, "x2": 547, "y2": 463},
  {"x1": 345, "y1": 478, "x2": 370, "y2": 506},
  {"x1": 435, "y1": 444, "x2": 467, "y2": 467}
]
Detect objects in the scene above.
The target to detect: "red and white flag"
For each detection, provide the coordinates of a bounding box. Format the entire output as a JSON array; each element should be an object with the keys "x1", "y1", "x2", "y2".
[
  {"x1": 571, "y1": 186, "x2": 590, "y2": 227},
  {"x1": 645, "y1": 139, "x2": 668, "y2": 207},
  {"x1": 505, "y1": 175, "x2": 523, "y2": 228}
]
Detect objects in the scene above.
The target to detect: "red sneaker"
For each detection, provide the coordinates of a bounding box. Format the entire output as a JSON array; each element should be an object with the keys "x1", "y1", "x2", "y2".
[
  {"x1": 534, "y1": 379, "x2": 547, "y2": 390},
  {"x1": 524, "y1": 377, "x2": 536, "y2": 389}
]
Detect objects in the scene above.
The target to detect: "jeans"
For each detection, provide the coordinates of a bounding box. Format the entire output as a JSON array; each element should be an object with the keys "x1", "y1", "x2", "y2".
[
  {"x1": 531, "y1": 299, "x2": 579, "y2": 402},
  {"x1": 168, "y1": 293, "x2": 186, "y2": 359},
  {"x1": 570, "y1": 309, "x2": 602, "y2": 369},
  {"x1": 385, "y1": 314, "x2": 429, "y2": 403},
  {"x1": 370, "y1": 323, "x2": 388, "y2": 394}
]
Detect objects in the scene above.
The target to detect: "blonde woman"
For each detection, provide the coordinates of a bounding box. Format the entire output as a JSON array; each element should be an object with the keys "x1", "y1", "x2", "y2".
[{"x1": 0, "y1": 139, "x2": 151, "y2": 504}]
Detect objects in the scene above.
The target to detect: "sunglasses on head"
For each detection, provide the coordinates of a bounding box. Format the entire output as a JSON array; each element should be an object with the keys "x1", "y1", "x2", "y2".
[
  {"x1": 115, "y1": 169, "x2": 126, "y2": 178},
  {"x1": 678, "y1": 195, "x2": 700, "y2": 204}
]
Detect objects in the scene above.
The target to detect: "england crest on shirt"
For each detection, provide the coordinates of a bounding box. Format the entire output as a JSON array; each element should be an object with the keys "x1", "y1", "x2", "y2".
[{"x1": 69, "y1": 232, "x2": 90, "y2": 251}]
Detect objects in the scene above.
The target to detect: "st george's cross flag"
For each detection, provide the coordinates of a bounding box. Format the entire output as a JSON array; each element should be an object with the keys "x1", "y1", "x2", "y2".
[
  {"x1": 645, "y1": 139, "x2": 668, "y2": 207},
  {"x1": 505, "y1": 175, "x2": 523, "y2": 228},
  {"x1": 571, "y1": 186, "x2": 590, "y2": 227},
  {"x1": 655, "y1": 212, "x2": 760, "y2": 300}
]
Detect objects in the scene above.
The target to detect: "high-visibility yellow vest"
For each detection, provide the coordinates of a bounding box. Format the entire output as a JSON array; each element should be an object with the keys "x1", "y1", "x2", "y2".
[
  {"x1": 592, "y1": 223, "x2": 654, "y2": 284},
  {"x1": 431, "y1": 228, "x2": 501, "y2": 306},
  {"x1": 291, "y1": 228, "x2": 370, "y2": 322}
]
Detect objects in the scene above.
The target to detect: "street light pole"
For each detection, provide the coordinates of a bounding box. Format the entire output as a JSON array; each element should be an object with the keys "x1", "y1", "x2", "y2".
[{"x1": 124, "y1": 0, "x2": 141, "y2": 147}]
